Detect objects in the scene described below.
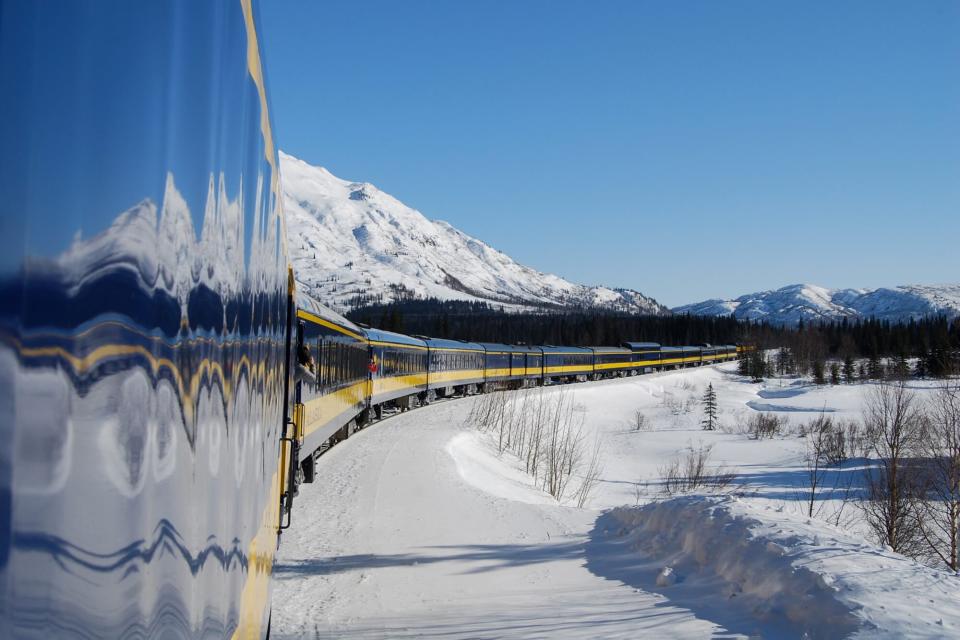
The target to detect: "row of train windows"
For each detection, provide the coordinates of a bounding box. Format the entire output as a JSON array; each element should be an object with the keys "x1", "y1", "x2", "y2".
[
  {"x1": 547, "y1": 354, "x2": 593, "y2": 367},
  {"x1": 314, "y1": 339, "x2": 368, "y2": 392},
  {"x1": 379, "y1": 349, "x2": 427, "y2": 376},
  {"x1": 430, "y1": 351, "x2": 484, "y2": 371},
  {"x1": 597, "y1": 354, "x2": 632, "y2": 362}
]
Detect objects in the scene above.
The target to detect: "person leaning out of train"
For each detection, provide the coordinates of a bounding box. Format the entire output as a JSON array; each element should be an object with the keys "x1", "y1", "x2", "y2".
[{"x1": 296, "y1": 342, "x2": 317, "y2": 386}]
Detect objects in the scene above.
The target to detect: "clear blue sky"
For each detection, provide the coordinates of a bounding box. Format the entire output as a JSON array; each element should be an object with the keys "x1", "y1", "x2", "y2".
[{"x1": 260, "y1": 1, "x2": 958, "y2": 308}]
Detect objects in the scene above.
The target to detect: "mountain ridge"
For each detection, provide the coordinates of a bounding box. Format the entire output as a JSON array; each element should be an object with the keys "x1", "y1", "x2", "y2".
[
  {"x1": 281, "y1": 151, "x2": 667, "y2": 315},
  {"x1": 674, "y1": 283, "x2": 960, "y2": 325}
]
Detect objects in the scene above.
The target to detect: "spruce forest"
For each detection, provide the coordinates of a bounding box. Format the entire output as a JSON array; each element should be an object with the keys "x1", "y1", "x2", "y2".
[{"x1": 347, "y1": 299, "x2": 960, "y2": 379}]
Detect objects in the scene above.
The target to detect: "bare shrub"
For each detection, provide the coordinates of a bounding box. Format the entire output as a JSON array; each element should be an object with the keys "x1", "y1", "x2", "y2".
[
  {"x1": 860, "y1": 381, "x2": 925, "y2": 557},
  {"x1": 631, "y1": 478, "x2": 650, "y2": 506},
  {"x1": 659, "y1": 443, "x2": 736, "y2": 495},
  {"x1": 748, "y1": 412, "x2": 785, "y2": 439},
  {"x1": 467, "y1": 387, "x2": 604, "y2": 505},
  {"x1": 663, "y1": 393, "x2": 684, "y2": 416},
  {"x1": 803, "y1": 412, "x2": 847, "y2": 516},
  {"x1": 916, "y1": 382, "x2": 960, "y2": 571},
  {"x1": 572, "y1": 435, "x2": 604, "y2": 508},
  {"x1": 840, "y1": 418, "x2": 870, "y2": 460},
  {"x1": 629, "y1": 409, "x2": 649, "y2": 432},
  {"x1": 807, "y1": 413, "x2": 848, "y2": 466}
]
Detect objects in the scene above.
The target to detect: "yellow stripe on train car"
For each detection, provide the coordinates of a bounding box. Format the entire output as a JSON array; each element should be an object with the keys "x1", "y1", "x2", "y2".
[
  {"x1": 429, "y1": 369, "x2": 486, "y2": 384},
  {"x1": 372, "y1": 373, "x2": 429, "y2": 396},
  {"x1": 543, "y1": 364, "x2": 593, "y2": 374},
  {"x1": 300, "y1": 379, "x2": 370, "y2": 438}
]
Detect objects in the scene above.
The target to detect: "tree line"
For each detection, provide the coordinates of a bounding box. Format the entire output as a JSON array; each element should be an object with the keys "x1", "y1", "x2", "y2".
[
  {"x1": 347, "y1": 299, "x2": 745, "y2": 346},
  {"x1": 347, "y1": 300, "x2": 959, "y2": 377}
]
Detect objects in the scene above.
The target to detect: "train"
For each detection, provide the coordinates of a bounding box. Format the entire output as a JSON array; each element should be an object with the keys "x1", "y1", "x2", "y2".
[
  {"x1": 0, "y1": 2, "x2": 743, "y2": 638},
  {"x1": 289, "y1": 294, "x2": 740, "y2": 490}
]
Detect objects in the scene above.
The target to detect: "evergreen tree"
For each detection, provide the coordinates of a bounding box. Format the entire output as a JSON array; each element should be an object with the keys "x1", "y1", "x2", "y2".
[
  {"x1": 892, "y1": 353, "x2": 910, "y2": 380},
  {"x1": 914, "y1": 353, "x2": 928, "y2": 379},
  {"x1": 749, "y1": 350, "x2": 767, "y2": 383},
  {"x1": 738, "y1": 352, "x2": 750, "y2": 377},
  {"x1": 843, "y1": 355, "x2": 856, "y2": 384},
  {"x1": 829, "y1": 361, "x2": 841, "y2": 385},
  {"x1": 776, "y1": 347, "x2": 793, "y2": 376},
  {"x1": 701, "y1": 383, "x2": 718, "y2": 431},
  {"x1": 812, "y1": 359, "x2": 826, "y2": 385}
]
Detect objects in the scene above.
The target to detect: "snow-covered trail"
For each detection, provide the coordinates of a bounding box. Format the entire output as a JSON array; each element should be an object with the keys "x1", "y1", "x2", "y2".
[{"x1": 272, "y1": 398, "x2": 721, "y2": 639}]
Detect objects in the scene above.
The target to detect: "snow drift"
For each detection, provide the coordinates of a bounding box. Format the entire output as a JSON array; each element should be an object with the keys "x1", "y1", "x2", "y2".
[{"x1": 592, "y1": 496, "x2": 960, "y2": 639}]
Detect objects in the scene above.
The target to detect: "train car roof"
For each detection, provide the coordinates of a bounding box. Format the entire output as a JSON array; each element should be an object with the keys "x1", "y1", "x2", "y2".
[
  {"x1": 590, "y1": 346, "x2": 632, "y2": 354},
  {"x1": 422, "y1": 337, "x2": 484, "y2": 351},
  {"x1": 540, "y1": 345, "x2": 593, "y2": 354},
  {"x1": 365, "y1": 327, "x2": 428, "y2": 348},
  {"x1": 622, "y1": 341, "x2": 661, "y2": 350},
  {"x1": 660, "y1": 346, "x2": 683, "y2": 352},
  {"x1": 510, "y1": 344, "x2": 543, "y2": 354},
  {"x1": 476, "y1": 342, "x2": 538, "y2": 354},
  {"x1": 681, "y1": 346, "x2": 702, "y2": 352},
  {"x1": 295, "y1": 289, "x2": 365, "y2": 339}
]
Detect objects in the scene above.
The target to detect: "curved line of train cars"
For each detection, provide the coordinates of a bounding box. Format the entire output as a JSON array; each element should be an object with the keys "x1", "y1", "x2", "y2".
[{"x1": 288, "y1": 290, "x2": 743, "y2": 491}]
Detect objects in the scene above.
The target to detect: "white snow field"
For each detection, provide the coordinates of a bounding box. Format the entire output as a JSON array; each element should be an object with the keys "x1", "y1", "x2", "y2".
[{"x1": 272, "y1": 363, "x2": 960, "y2": 638}]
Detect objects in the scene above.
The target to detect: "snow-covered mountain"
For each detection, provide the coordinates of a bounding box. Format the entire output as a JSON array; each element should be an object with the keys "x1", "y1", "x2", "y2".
[
  {"x1": 280, "y1": 151, "x2": 667, "y2": 315},
  {"x1": 675, "y1": 283, "x2": 960, "y2": 325}
]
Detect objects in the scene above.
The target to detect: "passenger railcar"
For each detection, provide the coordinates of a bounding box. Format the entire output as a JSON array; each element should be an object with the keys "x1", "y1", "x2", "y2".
[
  {"x1": 366, "y1": 328, "x2": 429, "y2": 411},
  {"x1": 681, "y1": 346, "x2": 703, "y2": 366},
  {"x1": 590, "y1": 346, "x2": 635, "y2": 379},
  {"x1": 293, "y1": 294, "x2": 370, "y2": 461},
  {"x1": 2, "y1": 2, "x2": 286, "y2": 637},
  {"x1": 542, "y1": 345, "x2": 594, "y2": 381},
  {"x1": 425, "y1": 338, "x2": 485, "y2": 398},
  {"x1": 660, "y1": 346, "x2": 684, "y2": 369},
  {"x1": 478, "y1": 343, "x2": 525, "y2": 387},
  {"x1": 623, "y1": 341, "x2": 662, "y2": 372},
  {"x1": 522, "y1": 345, "x2": 545, "y2": 380}
]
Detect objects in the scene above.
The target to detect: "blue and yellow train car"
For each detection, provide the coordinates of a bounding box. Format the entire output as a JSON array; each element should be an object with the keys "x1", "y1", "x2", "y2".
[
  {"x1": 590, "y1": 346, "x2": 635, "y2": 378},
  {"x1": 0, "y1": 2, "x2": 287, "y2": 637},
  {"x1": 367, "y1": 328, "x2": 428, "y2": 411},
  {"x1": 660, "y1": 346, "x2": 684, "y2": 369},
  {"x1": 681, "y1": 346, "x2": 703, "y2": 366},
  {"x1": 425, "y1": 338, "x2": 485, "y2": 398},
  {"x1": 623, "y1": 341, "x2": 662, "y2": 372},
  {"x1": 542, "y1": 345, "x2": 594, "y2": 381},
  {"x1": 293, "y1": 293, "x2": 370, "y2": 460},
  {"x1": 516, "y1": 344, "x2": 545, "y2": 385},
  {"x1": 478, "y1": 343, "x2": 530, "y2": 387}
]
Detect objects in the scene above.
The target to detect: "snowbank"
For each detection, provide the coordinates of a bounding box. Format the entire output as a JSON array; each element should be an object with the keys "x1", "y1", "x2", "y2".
[{"x1": 592, "y1": 496, "x2": 960, "y2": 639}]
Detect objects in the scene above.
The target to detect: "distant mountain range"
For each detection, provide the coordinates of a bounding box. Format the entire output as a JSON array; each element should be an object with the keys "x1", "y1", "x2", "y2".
[
  {"x1": 279, "y1": 153, "x2": 956, "y2": 326},
  {"x1": 673, "y1": 283, "x2": 960, "y2": 325},
  {"x1": 280, "y1": 152, "x2": 667, "y2": 315}
]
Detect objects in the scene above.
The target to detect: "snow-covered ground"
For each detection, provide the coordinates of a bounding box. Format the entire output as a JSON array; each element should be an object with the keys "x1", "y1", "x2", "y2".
[{"x1": 273, "y1": 364, "x2": 960, "y2": 638}]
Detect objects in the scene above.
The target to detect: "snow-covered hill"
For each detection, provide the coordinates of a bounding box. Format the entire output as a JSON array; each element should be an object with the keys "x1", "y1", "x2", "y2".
[
  {"x1": 674, "y1": 283, "x2": 960, "y2": 325},
  {"x1": 280, "y1": 151, "x2": 667, "y2": 315}
]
